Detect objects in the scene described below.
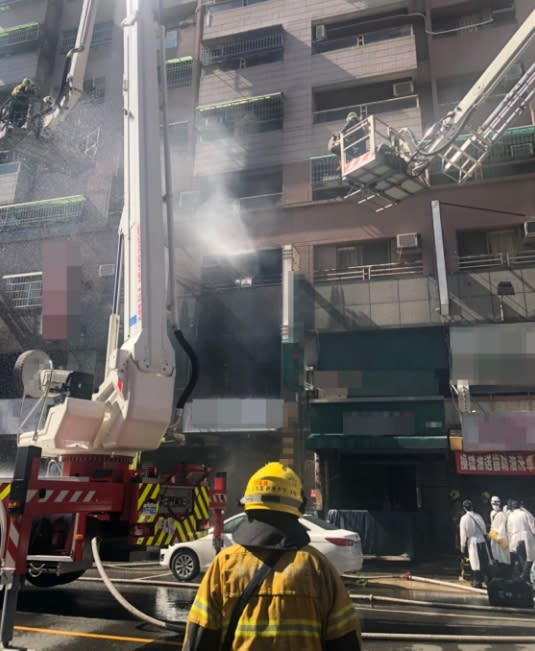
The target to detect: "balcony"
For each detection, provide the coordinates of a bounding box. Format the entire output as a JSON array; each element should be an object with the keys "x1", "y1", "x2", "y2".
[
  {"x1": 0, "y1": 195, "x2": 86, "y2": 240},
  {"x1": 206, "y1": 0, "x2": 271, "y2": 15},
  {"x1": 311, "y1": 96, "x2": 422, "y2": 156},
  {"x1": 201, "y1": 25, "x2": 283, "y2": 71},
  {"x1": 314, "y1": 259, "x2": 424, "y2": 283},
  {"x1": 0, "y1": 22, "x2": 41, "y2": 56},
  {"x1": 457, "y1": 250, "x2": 535, "y2": 272},
  {"x1": 60, "y1": 21, "x2": 113, "y2": 54},
  {"x1": 311, "y1": 30, "x2": 417, "y2": 88}
]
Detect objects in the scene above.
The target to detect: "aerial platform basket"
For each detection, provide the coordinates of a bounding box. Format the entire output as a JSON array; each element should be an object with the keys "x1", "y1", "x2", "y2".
[{"x1": 339, "y1": 115, "x2": 427, "y2": 211}]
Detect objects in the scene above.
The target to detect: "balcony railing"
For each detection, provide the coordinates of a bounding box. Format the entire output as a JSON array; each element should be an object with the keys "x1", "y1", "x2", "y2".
[
  {"x1": 201, "y1": 26, "x2": 283, "y2": 66},
  {"x1": 206, "y1": 0, "x2": 271, "y2": 15},
  {"x1": 202, "y1": 272, "x2": 281, "y2": 291},
  {"x1": 0, "y1": 195, "x2": 86, "y2": 231},
  {"x1": 314, "y1": 259, "x2": 424, "y2": 282},
  {"x1": 0, "y1": 22, "x2": 40, "y2": 54},
  {"x1": 457, "y1": 250, "x2": 535, "y2": 271},
  {"x1": 239, "y1": 192, "x2": 282, "y2": 211},
  {"x1": 312, "y1": 24, "x2": 411, "y2": 55},
  {"x1": 311, "y1": 155, "x2": 343, "y2": 188},
  {"x1": 313, "y1": 95, "x2": 418, "y2": 124}
]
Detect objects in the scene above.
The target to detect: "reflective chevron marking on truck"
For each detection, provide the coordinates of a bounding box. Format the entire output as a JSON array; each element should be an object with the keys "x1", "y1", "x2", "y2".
[
  {"x1": 134, "y1": 485, "x2": 211, "y2": 546},
  {"x1": 136, "y1": 483, "x2": 160, "y2": 523}
]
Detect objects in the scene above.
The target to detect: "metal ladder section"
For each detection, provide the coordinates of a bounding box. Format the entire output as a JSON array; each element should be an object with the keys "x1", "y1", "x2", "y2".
[{"x1": 440, "y1": 62, "x2": 535, "y2": 183}]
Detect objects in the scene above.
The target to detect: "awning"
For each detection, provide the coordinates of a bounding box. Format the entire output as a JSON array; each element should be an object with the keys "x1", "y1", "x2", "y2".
[
  {"x1": 306, "y1": 433, "x2": 448, "y2": 451},
  {"x1": 166, "y1": 56, "x2": 193, "y2": 64},
  {"x1": 198, "y1": 92, "x2": 282, "y2": 113}
]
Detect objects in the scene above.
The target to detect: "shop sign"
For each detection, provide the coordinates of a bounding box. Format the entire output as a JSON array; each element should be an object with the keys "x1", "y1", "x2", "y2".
[{"x1": 455, "y1": 451, "x2": 535, "y2": 475}]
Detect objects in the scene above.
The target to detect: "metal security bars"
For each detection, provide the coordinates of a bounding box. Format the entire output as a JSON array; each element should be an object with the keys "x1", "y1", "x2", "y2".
[
  {"x1": 61, "y1": 21, "x2": 113, "y2": 53},
  {"x1": 207, "y1": 0, "x2": 270, "y2": 14},
  {"x1": 198, "y1": 92, "x2": 283, "y2": 138},
  {"x1": 0, "y1": 195, "x2": 86, "y2": 231},
  {"x1": 166, "y1": 57, "x2": 193, "y2": 88},
  {"x1": 484, "y1": 125, "x2": 535, "y2": 164},
  {"x1": 2, "y1": 272, "x2": 42, "y2": 308},
  {"x1": 311, "y1": 156, "x2": 343, "y2": 188},
  {"x1": 83, "y1": 77, "x2": 106, "y2": 102},
  {"x1": 201, "y1": 26, "x2": 283, "y2": 70},
  {"x1": 0, "y1": 22, "x2": 40, "y2": 54}
]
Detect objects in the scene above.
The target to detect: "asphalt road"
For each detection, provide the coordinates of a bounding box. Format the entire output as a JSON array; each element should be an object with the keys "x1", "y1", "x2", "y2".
[{"x1": 5, "y1": 563, "x2": 535, "y2": 650}]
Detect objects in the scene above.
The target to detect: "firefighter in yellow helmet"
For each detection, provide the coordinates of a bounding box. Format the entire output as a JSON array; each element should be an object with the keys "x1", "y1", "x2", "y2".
[{"x1": 183, "y1": 461, "x2": 363, "y2": 650}]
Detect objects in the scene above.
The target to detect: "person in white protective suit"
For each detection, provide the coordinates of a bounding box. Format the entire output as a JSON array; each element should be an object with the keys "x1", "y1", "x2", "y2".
[
  {"x1": 488, "y1": 495, "x2": 511, "y2": 578},
  {"x1": 459, "y1": 499, "x2": 490, "y2": 588},
  {"x1": 507, "y1": 499, "x2": 535, "y2": 581}
]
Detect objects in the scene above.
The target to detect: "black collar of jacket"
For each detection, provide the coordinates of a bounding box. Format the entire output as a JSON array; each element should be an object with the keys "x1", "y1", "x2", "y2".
[{"x1": 233, "y1": 510, "x2": 310, "y2": 550}]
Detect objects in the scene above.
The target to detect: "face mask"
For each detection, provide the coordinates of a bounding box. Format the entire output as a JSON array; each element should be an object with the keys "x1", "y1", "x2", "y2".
[{"x1": 491, "y1": 503, "x2": 501, "y2": 511}]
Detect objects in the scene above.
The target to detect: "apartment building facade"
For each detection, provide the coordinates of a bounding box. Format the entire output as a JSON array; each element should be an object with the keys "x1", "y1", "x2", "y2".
[{"x1": 0, "y1": 0, "x2": 534, "y2": 554}]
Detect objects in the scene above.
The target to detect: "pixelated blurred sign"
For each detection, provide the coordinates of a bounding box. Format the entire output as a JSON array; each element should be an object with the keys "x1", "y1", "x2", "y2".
[
  {"x1": 462, "y1": 411, "x2": 535, "y2": 452},
  {"x1": 450, "y1": 324, "x2": 535, "y2": 386},
  {"x1": 455, "y1": 450, "x2": 535, "y2": 475}
]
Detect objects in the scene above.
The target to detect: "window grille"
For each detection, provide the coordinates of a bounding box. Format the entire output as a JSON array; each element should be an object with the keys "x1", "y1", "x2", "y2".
[
  {"x1": 166, "y1": 57, "x2": 193, "y2": 88},
  {"x1": 311, "y1": 156, "x2": 343, "y2": 188},
  {"x1": 2, "y1": 272, "x2": 42, "y2": 308},
  {"x1": 207, "y1": 0, "x2": 270, "y2": 15},
  {"x1": 0, "y1": 195, "x2": 86, "y2": 231},
  {"x1": 83, "y1": 77, "x2": 106, "y2": 102},
  {"x1": 198, "y1": 92, "x2": 283, "y2": 138},
  {"x1": 61, "y1": 21, "x2": 112, "y2": 53},
  {"x1": 201, "y1": 26, "x2": 283, "y2": 68},
  {"x1": 0, "y1": 22, "x2": 40, "y2": 53},
  {"x1": 166, "y1": 122, "x2": 189, "y2": 148}
]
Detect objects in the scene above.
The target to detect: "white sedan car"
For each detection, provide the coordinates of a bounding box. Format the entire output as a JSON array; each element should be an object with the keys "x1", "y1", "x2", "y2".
[{"x1": 160, "y1": 512, "x2": 363, "y2": 582}]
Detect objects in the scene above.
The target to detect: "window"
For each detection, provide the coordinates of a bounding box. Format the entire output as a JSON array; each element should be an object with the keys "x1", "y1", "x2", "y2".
[
  {"x1": 457, "y1": 228, "x2": 518, "y2": 257},
  {"x1": 312, "y1": 11, "x2": 412, "y2": 54},
  {"x1": 166, "y1": 121, "x2": 189, "y2": 149},
  {"x1": 198, "y1": 92, "x2": 283, "y2": 138},
  {"x1": 313, "y1": 79, "x2": 416, "y2": 123},
  {"x1": 207, "y1": 0, "x2": 271, "y2": 15},
  {"x1": 83, "y1": 77, "x2": 106, "y2": 102},
  {"x1": 336, "y1": 240, "x2": 392, "y2": 269},
  {"x1": 224, "y1": 167, "x2": 282, "y2": 209},
  {"x1": 202, "y1": 248, "x2": 282, "y2": 288},
  {"x1": 2, "y1": 272, "x2": 42, "y2": 308},
  {"x1": 431, "y1": 0, "x2": 515, "y2": 38},
  {"x1": 166, "y1": 57, "x2": 193, "y2": 88},
  {"x1": 61, "y1": 21, "x2": 113, "y2": 53},
  {"x1": 201, "y1": 26, "x2": 283, "y2": 72}
]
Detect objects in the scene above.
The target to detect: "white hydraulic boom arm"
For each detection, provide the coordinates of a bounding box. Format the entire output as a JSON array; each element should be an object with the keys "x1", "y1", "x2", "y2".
[
  {"x1": 19, "y1": 0, "x2": 177, "y2": 457},
  {"x1": 334, "y1": 9, "x2": 535, "y2": 209},
  {"x1": 43, "y1": 0, "x2": 100, "y2": 129}
]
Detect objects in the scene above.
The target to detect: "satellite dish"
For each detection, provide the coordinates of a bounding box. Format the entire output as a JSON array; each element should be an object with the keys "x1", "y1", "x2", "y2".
[{"x1": 13, "y1": 349, "x2": 53, "y2": 398}]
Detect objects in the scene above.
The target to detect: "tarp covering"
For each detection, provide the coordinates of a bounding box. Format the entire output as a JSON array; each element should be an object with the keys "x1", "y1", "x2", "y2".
[{"x1": 327, "y1": 509, "x2": 431, "y2": 558}]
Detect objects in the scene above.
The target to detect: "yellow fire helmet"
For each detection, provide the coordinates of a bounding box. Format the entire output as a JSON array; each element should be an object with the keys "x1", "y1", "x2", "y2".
[{"x1": 240, "y1": 461, "x2": 304, "y2": 517}]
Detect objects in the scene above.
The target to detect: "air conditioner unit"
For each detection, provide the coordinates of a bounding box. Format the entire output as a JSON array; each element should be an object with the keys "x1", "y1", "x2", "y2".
[
  {"x1": 393, "y1": 81, "x2": 414, "y2": 97},
  {"x1": 396, "y1": 232, "x2": 420, "y2": 249},
  {"x1": 315, "y1": 24, "x2": 327, "y2": 41},
  {"x1": 523, "y1": 220, "x2": 535, "y2": 240},
  {"x1": 98, "y1": 264, "x2": 115, "y2": 277}
]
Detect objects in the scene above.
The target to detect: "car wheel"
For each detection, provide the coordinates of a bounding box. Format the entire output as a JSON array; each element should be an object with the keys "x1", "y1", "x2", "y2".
[{"x1": 170, "y1": 549, "x2": 199, "y2": 582}]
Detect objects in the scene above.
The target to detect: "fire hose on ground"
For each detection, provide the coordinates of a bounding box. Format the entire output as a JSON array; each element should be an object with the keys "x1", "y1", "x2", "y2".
[
  {"x1": 90, "y1": 537, "x2": 182, "y2": 632},
  {"x1": 91, "y1": 542, "x2": 535, "y2": 643}
]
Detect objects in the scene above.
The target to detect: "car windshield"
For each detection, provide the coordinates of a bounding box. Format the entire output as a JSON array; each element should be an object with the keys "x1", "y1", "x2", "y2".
[{"x1": 302, "y1": 515, "x2": 338, "y2": 530}]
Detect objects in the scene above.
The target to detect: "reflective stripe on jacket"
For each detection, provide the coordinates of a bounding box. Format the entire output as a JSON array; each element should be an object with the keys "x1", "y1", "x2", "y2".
[{"x1": 183, "y1": 543, "x2": 362, "y2": 650}]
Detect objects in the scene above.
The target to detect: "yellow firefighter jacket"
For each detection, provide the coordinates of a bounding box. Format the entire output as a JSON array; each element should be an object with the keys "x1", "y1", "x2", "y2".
[{"x1": 183, "y1": 542, "x2": 362, "y2": 650}]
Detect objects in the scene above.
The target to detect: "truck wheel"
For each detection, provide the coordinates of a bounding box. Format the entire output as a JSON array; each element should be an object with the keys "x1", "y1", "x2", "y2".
[
  {"x1": 25, "y1": 569, "x2": 85, "y2": 588},
  {"x1": 170, "y1": 549, "x2": 199, "y2": 582}
]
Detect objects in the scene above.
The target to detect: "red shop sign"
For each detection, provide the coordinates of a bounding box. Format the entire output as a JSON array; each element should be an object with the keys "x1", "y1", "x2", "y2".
[{"x1": 455, "y1": 451, "x2": 535, "y2": 475}]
